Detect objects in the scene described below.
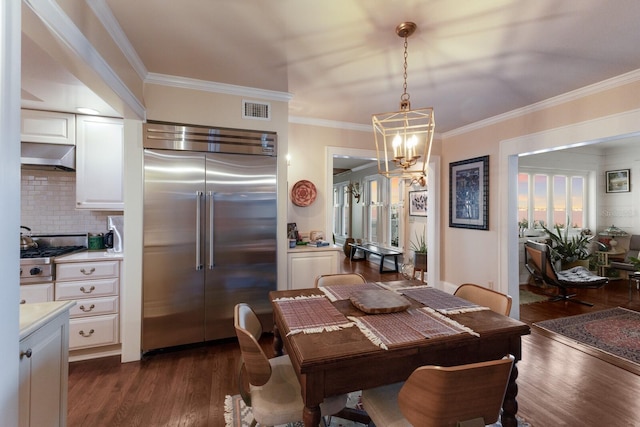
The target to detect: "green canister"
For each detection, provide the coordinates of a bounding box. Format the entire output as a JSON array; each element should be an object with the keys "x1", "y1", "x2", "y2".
[{"x1": 88, "y1": 233, "x2": 105, "y2": 250}]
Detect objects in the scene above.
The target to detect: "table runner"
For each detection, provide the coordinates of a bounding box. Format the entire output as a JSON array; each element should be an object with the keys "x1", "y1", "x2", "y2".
[
  {"x1": 273, "y1": 295, "x2": 354, "y2": 335},
  {"x1": 348, "y1": 307, "x2": 479, "y2": 350},
  {"x1": 319, "y1": 282, "x2": 385, "y2": 302},
  {"x1": 400, "y1": 286, "x2": 490, "y2": 314}
]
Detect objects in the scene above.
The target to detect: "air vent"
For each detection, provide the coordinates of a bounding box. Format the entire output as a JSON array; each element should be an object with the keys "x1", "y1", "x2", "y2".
[{"x1": 242, "y1": 100, "x2": 271, "y2": 121}]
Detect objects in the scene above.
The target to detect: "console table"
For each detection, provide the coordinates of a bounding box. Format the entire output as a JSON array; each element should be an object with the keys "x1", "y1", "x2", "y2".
[{"x1": 348, "y1": 243, "x2": 401, "y2": 273}]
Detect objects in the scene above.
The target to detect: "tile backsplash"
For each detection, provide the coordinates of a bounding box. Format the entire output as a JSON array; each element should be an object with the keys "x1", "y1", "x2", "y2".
[{"x1": 21, "y1": 169, "x2": 120, "y2": 234}]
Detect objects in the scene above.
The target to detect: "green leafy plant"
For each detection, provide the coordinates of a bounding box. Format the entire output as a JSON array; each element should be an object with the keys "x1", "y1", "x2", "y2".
[
  {"x1": 629, "y1": 256, "x2": 640, "y2": 270},
  {"x1": 410, "y1": 227, "x2": 427, "y2": 254},
  {"x1": 541, "y1": 221, "x2": 592, "y2": 264}
]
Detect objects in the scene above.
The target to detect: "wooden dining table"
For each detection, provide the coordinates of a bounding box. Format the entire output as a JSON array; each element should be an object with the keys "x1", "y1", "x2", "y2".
[{"x1": 269, "y1": 280, "x2": 531, "y2": 427}]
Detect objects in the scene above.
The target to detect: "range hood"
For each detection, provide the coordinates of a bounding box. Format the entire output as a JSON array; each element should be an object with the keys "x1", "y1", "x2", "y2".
[{"x1": 21, "y1": 142, "x2": 76, "y2": 171}]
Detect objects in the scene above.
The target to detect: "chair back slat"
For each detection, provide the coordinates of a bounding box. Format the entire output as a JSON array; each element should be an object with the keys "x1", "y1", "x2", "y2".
[
  {"x1": 454, "y1": 284, "x2": 512, "y2": 316},
  {"x1": 398, "y1": 356, "x2": 514, "y2": 427},
  {"x1": 314, "y1": 273, "x2": 366, "y2": 287},
  {"x1": 234, "y1": 303, "x2": 272, "y2": 386}
]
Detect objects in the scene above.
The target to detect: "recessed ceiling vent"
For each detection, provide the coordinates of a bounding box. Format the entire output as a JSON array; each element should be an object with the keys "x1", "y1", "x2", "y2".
[{"x1": 242, "y1": 100, "x2": 271, "y2": 121}]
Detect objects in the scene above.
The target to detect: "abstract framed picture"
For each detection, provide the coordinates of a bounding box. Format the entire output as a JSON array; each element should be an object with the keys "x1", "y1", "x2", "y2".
[
  {"x1": 605, "y1": 169, "x2": 630, "y2": 193},
  {"x1": 449, "y1": 155, "x2": 489, "y2": 230},
  {"x1": 409, "y1": 190, "x2": 428, "y2": 217}
]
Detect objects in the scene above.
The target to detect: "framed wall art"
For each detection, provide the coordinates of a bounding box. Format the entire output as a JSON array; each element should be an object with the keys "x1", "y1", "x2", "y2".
[
  {"x1": 449, "y1": 155, "x2": 489, "y2": 230},
  {"x1": 605, "y1": 169, "x2": 630, "y2": 193},
  {"x1": 409, "y1": 190, "x2": 428, "y2": 217}
]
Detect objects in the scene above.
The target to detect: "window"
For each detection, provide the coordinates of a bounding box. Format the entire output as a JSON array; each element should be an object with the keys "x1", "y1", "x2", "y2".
[
  {"x1": 518, "y1": 169, "x2": 586, "y2": 229},
  {"x1": 363, "y1": 174, "x2": 405, "y2": 248},
  {"x1": 332, "y1": 181, "x2": 349, "y2": 237}
]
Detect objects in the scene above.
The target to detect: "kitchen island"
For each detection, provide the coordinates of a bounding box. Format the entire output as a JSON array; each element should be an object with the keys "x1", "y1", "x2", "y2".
[{"x1": 20, "y1": 301, "x2": 74, "y2": 427}]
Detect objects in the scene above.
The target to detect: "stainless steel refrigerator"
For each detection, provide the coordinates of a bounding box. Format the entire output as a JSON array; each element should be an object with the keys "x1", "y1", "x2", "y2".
[{"x1": 142, "y1": 122, "x2": 277, "y2": 352}]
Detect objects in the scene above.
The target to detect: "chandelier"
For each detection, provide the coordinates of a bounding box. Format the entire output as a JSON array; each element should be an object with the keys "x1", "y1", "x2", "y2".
[{"x1": 372, "y1": 22, "x2": 435, "y2": 187}]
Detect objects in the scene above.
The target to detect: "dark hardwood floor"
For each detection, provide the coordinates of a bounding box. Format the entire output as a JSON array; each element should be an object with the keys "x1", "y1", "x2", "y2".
[{"x1": 67, "y1": 258, "x2": 640, "y2": 426}]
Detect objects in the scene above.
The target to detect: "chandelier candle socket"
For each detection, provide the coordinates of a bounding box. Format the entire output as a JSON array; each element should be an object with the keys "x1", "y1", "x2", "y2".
[{"x1": 372, "y1": 22, "x2": 435, "y2": 187}]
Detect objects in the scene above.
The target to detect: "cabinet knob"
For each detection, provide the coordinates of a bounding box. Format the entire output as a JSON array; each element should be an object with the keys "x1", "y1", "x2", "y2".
[
  {"x1": 80, "y1": 267, "x2": 96, "y2": 275},
  {"x1": 20, "y1": 299, "x2": 26, "y2": 305},
  {"x1": 20, "y1": 348, "x2": 33, "y2": 359},
  {"x1": 79, "y1": 304, "x2": 96, "y2": 312},
  {"x1": 79, "y1": 285, "x2": 96, "y2": 294},
  {"x1": 79, "y1": 329, "x2": 95, "y2": 337}
]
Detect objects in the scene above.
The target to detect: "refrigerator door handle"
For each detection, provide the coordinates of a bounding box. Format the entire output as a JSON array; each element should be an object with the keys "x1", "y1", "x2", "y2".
[
  {"x1": 196, "y1": 191, "x2": 204, "y2": 270},
  {"x1": 208, "y1": 191, "x2": 215, "y2": 269}
]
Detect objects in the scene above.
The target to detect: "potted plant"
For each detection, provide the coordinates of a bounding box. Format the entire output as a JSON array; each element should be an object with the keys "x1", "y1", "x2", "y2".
[
  {"x1": 541, "y1": 221, "x2": 593, "y2": 269},
  {"x1": 411, "y1": 227, "x2": 427, "y2": 271}
]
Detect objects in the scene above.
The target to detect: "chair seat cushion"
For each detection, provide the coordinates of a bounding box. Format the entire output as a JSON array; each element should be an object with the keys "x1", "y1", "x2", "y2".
[
  {"x1": 362, "y1": 382, "x2": 410, "y2": 427},
  {"x1": 557, "y1": 266, "x2": 608, "y2": 288},
  {"x1": 251, "y1": 355, "x2": 347, "y2": 425}
]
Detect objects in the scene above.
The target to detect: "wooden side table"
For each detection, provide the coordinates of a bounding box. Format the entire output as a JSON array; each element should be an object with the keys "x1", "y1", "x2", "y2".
[{"x1": 596, "y1": 248, "x2": 626, "y2": 277}]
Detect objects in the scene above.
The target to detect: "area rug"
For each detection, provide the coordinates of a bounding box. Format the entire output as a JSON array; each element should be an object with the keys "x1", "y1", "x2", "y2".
[
  {"x1": 224, "y1": 393, "x2": 530, "y2": 427},
  {"x1": 519, "y1": 289, "x2": 548, "y2": 305},
  {"x1": 534, "y1": 307, "x2": 640, "y2": 375}
]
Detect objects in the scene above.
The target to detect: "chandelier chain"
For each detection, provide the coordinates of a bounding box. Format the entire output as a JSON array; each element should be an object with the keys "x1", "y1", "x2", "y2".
[{"x1": 401, "y1": 36, "x2": 410, "y2": 103}]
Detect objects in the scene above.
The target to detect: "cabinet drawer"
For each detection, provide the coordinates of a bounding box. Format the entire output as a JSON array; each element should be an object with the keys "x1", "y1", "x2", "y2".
[
  {"x1": 56, "y1": 260, "x2": 119, "y2": 281},
  {"x1": 55, "y1": 278, "x2": 118, "y2": 300},
  {"x1": 69, "y1": 296, "x2": 119, "y2": 318},
  {"x1": 20, "y1": 283, "x2": 54, "y2": 304},
  {"x1": 69, "y1": 314, "x2": 119, "y2": 350}
]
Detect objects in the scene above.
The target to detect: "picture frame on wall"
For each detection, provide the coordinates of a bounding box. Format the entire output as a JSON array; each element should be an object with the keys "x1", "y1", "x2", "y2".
[
  {"x1": 605, "y1": 169, "x2": 630, "y2": 193},
  {"x1": 449, "y1": 155, "x2": 489, "y2": 230},
  {"x1": 409, "y1": 190, "x2": 428, "y2": 217}
]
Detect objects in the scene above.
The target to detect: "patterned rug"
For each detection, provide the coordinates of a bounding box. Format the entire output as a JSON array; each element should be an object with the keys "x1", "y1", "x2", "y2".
[
  {"x1": 519, "y1": 290, "x2": 548, "y2": 305},
  {"x1": 534, "y1": 307, "x2": 640, "y2": 374},
  {"x1": 224, "y1": 393, "x2": 530, "y2": 427}
]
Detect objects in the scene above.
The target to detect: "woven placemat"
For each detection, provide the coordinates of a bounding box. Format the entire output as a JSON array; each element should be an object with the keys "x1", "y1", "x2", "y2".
[
  {"x1": 319, "y1": 282, "x2": 385, "y2": 302},
  {"x1": 348, "y1": 308, "x2": 477, "y2": 350},
  {"x1": 401, "y1": 287, "x2": 489, "y2": 314},
  {"x1": 274, "y1": 295, "x2": 353, "y2": 335}
]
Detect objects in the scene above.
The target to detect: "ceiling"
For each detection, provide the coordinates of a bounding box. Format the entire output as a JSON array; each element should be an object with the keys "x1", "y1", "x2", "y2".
[{"x1": 21, "y1": 0, "x2": 640, "y2": 134}]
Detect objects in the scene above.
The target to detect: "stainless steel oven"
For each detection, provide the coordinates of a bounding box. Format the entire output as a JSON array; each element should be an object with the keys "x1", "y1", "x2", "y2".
[{"x1": 20, "y1": 234, "x2": 88, "y2": 285}]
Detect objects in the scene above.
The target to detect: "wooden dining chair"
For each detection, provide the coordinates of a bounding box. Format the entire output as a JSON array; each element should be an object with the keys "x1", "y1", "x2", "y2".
[
  {"x1": 234, "y1": 303, "x2": 347, "y2": 427},
  {"x1": 314, "y1": 272, "x2": 366, "y2": 287},
  {"x1": 454, "y1": 283, "x2": 513, "y2": 316},
  {"x1": 362, "y1": 355, "x2": 515, "y2": 427}
]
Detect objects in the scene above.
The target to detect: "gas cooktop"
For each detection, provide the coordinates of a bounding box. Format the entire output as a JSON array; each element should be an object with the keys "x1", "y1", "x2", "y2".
[{"x1": 20, "y1": 246, "x2": 86, "y2": 259}]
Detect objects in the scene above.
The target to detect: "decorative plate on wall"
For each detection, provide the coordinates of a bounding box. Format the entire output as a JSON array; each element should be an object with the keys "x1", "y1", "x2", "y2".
[{"x1": 291, "y1": 180, "x2": 317, "y2": 207}]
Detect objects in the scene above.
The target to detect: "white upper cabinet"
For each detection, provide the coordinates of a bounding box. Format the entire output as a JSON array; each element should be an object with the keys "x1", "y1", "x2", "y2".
[
  {"x1": 75, "y1": 115, "x2": 124, "y2": 210},
  {"x1": 21, "y1": 109, "x2": 76, "y2": 145}
]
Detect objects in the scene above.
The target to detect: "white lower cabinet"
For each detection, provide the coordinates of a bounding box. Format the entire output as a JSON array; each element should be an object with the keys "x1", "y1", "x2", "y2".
[
  {"x1": 55, "y1": 259, "x2": 120, "y2": 351},
  {"x1": 287, "y1": 246, "x2": 341, "y2": 289},
  {"x1": 19, "y1": 304, "x2": 71, "y2": 427}
]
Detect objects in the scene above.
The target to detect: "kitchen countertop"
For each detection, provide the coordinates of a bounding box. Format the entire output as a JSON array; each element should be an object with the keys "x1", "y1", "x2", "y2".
[
  {"x1": 55, "y1": 250, "x2": 124, "y2": 262},
  {"x1": 20, "y1": 301, "x2": 76, "y2": 340},
  {"x1": 287, "y1": 244, "x2": 342, "y2": 253}
]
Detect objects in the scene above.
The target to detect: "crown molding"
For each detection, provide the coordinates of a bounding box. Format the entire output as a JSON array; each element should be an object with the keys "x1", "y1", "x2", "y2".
[
  {"x1": 444, "y1": 69, "x2": 640, "y2": 138},
  {"x1": 289, "y1": 115, "x2": 371, "y2": 132},
  {"x1": 145, "y1": 72, "x2": 293, "y2": 103}
]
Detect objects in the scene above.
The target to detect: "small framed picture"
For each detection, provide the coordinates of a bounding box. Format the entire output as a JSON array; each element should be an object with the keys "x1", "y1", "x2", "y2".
[
  {"x1": 449, "y1": 155, "x2": 489, "y2": 230},
  {"x1": 605, "y1": 169, "x2": 630, "y2": 193},
  {"x1": 409, "y1": 190, "x2": 427, "y2": 217}
]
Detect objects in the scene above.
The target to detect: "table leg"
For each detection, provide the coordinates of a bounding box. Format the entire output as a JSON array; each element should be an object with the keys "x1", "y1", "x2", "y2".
[
  {"x1": 378, "y1": 255, "x2": 385, "y2": 273},
  {"x1": 501, "y1": 361, "x2": 519, "y2": 427},
  {"x1": 303, "y1": 404, "x2": 321, "y2": 427},
  {"x1": 273, "y1": 324, "x2": 283, "y2": 356}
]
